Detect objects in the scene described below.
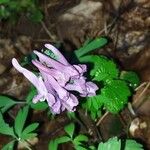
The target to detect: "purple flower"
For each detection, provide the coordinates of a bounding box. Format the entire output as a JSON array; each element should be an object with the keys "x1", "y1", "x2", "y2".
[{"x1": 12, "y1": 44, "x2": 98, "y2": 114}]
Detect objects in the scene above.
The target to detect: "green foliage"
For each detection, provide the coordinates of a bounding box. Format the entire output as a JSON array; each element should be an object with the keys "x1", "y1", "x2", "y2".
[
  {"x1": 79, "y1": 55, "x2": 119, "y2": 82},
  {"x1": 98, "y1": 137, "x2": 121, "y2": 150},
  {"x1": 1, "y1": 140, "x2": 15, "y2": 150},
  {"x1": 26, "y1": 86, "x2": 48, "y2": 110},
  {"x1": 0, "y1": 96, "x2": 17, "y2": 113},
  {"x1": 49, "y1": 123, "x2": 89, "y2": 150},
  {"x1": 124, "y1": 139, "x2": 144, "y2": 150},
  {"x1": 0, "y1": 112, "x2": 16, "y2": 138},
  {"x1": 80, "y1": 55, "x2": 131, "y2": 115},
  {"x1": 75, "y1": 37, "x2": 108, "y2": 58},
  {"x1": 82, "y1": 94, "x2": 103, "y2": 120},
  {"x1": 98, "y1": 137, "x2": 144, "y2": 150},
  {"x1": 20, "y1": 123, "x2": 39, "y2": 140},
  {"x1": 0, "y1": 106, "x2": 39, "y2": 149},
  {"x1": 48, "y1": 139, "x2": 58, "y2": 150},
  {"x1": 64, "y1": 123, "x2": 75, "y2": 139},
  {"x1": 101, "y1": 79, "x2": 131, "y2": 113},
  {"x1": 14, "y1": 106, "x2": 29, "y2": 137},
  {"x1": 120, "y1": 71, "x2": 140, "y2": 89},
  {"x1": 0, "y1": 0, "x2": 43, "y2": 23}
]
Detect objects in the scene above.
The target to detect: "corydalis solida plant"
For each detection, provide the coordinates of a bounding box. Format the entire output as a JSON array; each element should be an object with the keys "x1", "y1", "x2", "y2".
[{"x1": 12, "y1": 44, "x2": 98, "y2": 114}]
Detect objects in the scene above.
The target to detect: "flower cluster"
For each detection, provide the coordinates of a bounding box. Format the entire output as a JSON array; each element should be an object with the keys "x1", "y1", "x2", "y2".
[{"x1": 12, "y1": 44, "x2": 98, "y2": 114}]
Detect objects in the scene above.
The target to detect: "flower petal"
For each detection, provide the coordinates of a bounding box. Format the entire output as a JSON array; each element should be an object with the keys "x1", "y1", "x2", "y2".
[
  {"x1": 12, "y1": 58, "x2": 48, "y2": 98},
  {"x1": 65, "y1": 77, "x2": 87, "y2": 96},
  {"x1": 51, "y1": 100, "x2": 61, "y2": 114},
  {"x1": 33, "y1": 51, "x2": 79, "y2": 76},
  {"x1": 86, "y1": 82, "x2": 99, "y2": 97},
  {"x1": 62, "y1": 94, "x2": 78, "y2": 112},
  {"x1": 32, "y1": 60, "x2": 70, "y2": 86},
  {"x1": 73, "y1": 64, "x2": 87, "y2": 74}
]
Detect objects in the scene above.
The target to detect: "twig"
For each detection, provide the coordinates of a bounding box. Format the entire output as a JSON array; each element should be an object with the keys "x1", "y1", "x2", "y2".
[
  {"x1": 40, "y1": 21, "x2": 56, "y2": 41},
  {"x1": 96, "y1": 111, "x2": 109, "y2": 126},
  {"x1": 135, "y1": 82, "x2": 147, "y2": 91},
  {"x1": 133, "y1": 82, "x2": 150, "y2": 108},
  {"x1": 133, "y1": 82, "x2": 150, "y2": 104},
  {"x1": 128, "y1": 102, "x2": 136, "y2": 116}
]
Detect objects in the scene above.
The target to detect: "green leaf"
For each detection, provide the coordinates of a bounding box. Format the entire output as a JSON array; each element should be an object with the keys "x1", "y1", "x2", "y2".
[
  {"x1": 28, "y1": 9, "x2": 43, "y2": 22},
  {"x1": 48, "y1": 140, "x2": 58, "y2": 150},
  {"x1": 56, "y1": 136, "x2": 71, "y2": 144},
  {"x1": 14, "y1": 106, "x2": 29, "y2": 137},
  {"x1": 73, "y1": 135, "x2": 88, "y2": 145},
  {"x1": 2, "y1": 140, "x2": 15, "y2": 150},
  {"x1": 25, "y1": 86, "x2": 37, "y2": 102},
  {"x1": 21, "y1": 133, "x2": 37, "y2": 140},
  {"x1": 67, "y1": 112, "x2": 77, "y2": 120},
  {"x1": 0, "y1": 96, "x2": 16, "y2": 113},
  {"x1": 64, "y1": 123, "x2": 75, "y2": 139},
  {"x1": 124, "y1": 140, "x2": 144, "y2": 150},
  {"x1": 120, "y1": 71, "x2": 140, "y2": 89},
  {"x1": 101, "y1": 80, "x2": 131, "y2": 113},
  {"x1": 82, "y1": 94, "x2": 103, "y2": 120},
  {"x1": 26, "y1": 86, "x2": 48, "y2": 110},
  {"x1": 74, "y1": 145, "x2": 87, "y2": 150},
  {"x1": 98, "y1": 137, "x2": 121, "y2": 150},
  {"x1": 79, "y1": 55, "x2": 119, "y2": 82},
  {"x1": 89, "y1": 145, "x2": 96, "y2": 150},
  {"x1": 0, "y1": 112, "x2": 15, "y2": 137},
  {"x1": 75, "y1": 37, "x2": 108, "y2": 58},
  {"x1": 0, "y1": 0, "x2": 10, "y2": 4},
  {"x1": 30, "y1": 101, "x2": 48, "y2": 110},
  {"x1": 21, "y1": 123, "x2": 39, "y2": 138}
]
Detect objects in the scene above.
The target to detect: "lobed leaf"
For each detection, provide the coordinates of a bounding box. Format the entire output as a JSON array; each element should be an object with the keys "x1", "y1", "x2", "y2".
[
  {"x1": 0, "y1": 96, "x2": 16, "y2": 113},
  {"x1": 48, "y1": 140, "x2": 58, "y2": 150},
  {"x1": 64, "y1": 123, "x2": 75, "y2": 139},
  {"x1": 73, "y1": 135, "x2": 88, "y2": 145},
  {"x1": 124, "y1": 140, "x2": 144, "y2": 150},
  {"x1": 56, "y1": 136, "x2": 71, "y2": 144},
  {"x1": 79, "y1": 55, "x2": 119, "y2": 82},
  {"x1": 120, "y1": 71, "x2": 140, "y2": 89},
  {"x1": 0, "y1": 112, "x2": 15, "y2": 137},
  {"x1": 21, "y1": 133, "x2": 37, "y2": 140},
  {"x1": 98, "y1": 137, "x2": 121, "y2": 150},
  {"x1": 21, "y1": 123, "x2": 39, "y2": 138},
  {"x1": 2, "y1": 140, "x2": 15, "y2": 150},
  {"x1": 74, "y1": 145, "x2": 87, "y2": 150},
  {"x1": 75, "y1": 37, "x2": 108, "y2": 58},
  {"x1": 14, "y1": 106, "x2": 29, "y2": 137},
  {"x1": 101, "y1": 80, "x2": 131, "y2": 113}
]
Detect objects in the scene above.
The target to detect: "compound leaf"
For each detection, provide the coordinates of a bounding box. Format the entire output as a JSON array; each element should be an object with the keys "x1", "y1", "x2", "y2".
[
  {"x1": 98, "y1": 137, "x2": 121, "y2": 150},
  {"x1": 2, "y1": 140, "x2": 15, "y2": 150},
  {"x1": 75, "y1": 37, "x2": 108, "y2": 58},
  {"x1": 56, "y1": 136, "x2": 71, "y2": 144},
  {"x1": 79, "y1": 55, "x2": 119, "y2": 82},
  {"x1": 120, "y1": 71, "x2": 140, "y2": 89},
  {"x1": 14, "y1": 106, "x2": 29, "y2": 137},
  {"x1": 124, "y1": 139, "x2": 144, "y2": 150},
  {"x1": 0, "y1": 96, "x2": 16, "y2": 113},
  {"x1": 73, "y1": 135, "x2": 88, "y2": 145},
  {"x1": 101, "y1": 80, "x2": 131, "y2": 113},
  {"x1": 64, "y1": 123, "x2": 75, "y2": 139},
  {"x1": 0, "y1": 112, "x2": 15, "y2": 137}
]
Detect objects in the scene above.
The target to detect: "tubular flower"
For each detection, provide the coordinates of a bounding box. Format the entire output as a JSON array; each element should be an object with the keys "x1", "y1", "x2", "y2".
[{"x1": 12, "y1": 44, "x2": 98, "y2": 114}]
